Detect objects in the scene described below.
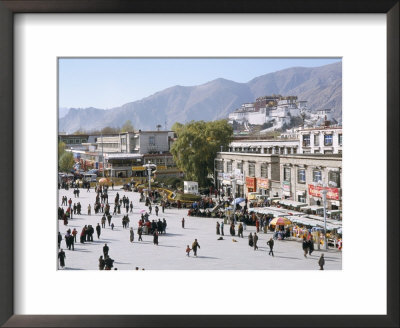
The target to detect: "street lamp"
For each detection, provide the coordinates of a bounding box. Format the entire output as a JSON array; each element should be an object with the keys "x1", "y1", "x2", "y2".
[{"x1": 143, "y1": 161, "x2": 157, "y2": 195}]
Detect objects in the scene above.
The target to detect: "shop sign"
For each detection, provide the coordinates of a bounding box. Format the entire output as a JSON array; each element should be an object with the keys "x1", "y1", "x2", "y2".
[
  {"x1": 246, "y1": 177, "x2": 256, "y2": 189},
  {"x1": 282, "y1": 181, "x2": 290, "y2": 191},
  {"x1": 257, "y1": 177, "x2": 269, "y2": 189},
  {"x1": 308, "y1": 184, "x2": 340, "y2": 200},
  {"x1": 132, "y1": 166, "x2": 145, "y2": 171},
  {"x1": 157, "y1": 165, "x2": 167, "y2": 170},
  {"x1": 223, "y1": 173, "x2": 232, "y2": 180}
]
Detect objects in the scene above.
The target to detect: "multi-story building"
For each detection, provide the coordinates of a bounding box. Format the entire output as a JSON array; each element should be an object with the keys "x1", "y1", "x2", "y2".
[
  {"x1": 279, "y1": 154, "x2": 342, "y2": 210},
  {"x1": 298, "y1": 126, "x2": 342, "y2": 154}
]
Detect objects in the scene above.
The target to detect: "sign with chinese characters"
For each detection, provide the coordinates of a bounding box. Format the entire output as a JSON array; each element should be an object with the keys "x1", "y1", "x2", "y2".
[
  {"x1": 246, "y1": 177, "x2": 256, "y2": 189},
  {"x1": 308, "y1": 184, "x2": 340, "y2": 200},
  {"x1": 257, "y1": 177, "x2": 269, "y2": 189},
  {"x1": 282, "y1": 181, "x2": 290, "y2": 191}
]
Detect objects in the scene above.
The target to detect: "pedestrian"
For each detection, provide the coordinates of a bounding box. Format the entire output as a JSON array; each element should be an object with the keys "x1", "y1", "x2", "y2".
[
  {"x1": 253, "y1": 232, "x2": 259, "y2": 250},
  {"x1": 153, "y1": 230, "x2": 159, "y2": 245},
  {"x1": 104, "y1": 255, "x2": 114, "y2": 270},
  {"x1": 186, "y1": 245, "x2": 191, "y2": 257},
  {"x1": 57, "y1": 232, "x2": 62, "y2": 248},
  {"x1": 181, "y1": 217, "x2": 185, "y2": 228},
  {"x1": 130, "y1": 201, "x2": 133, "y2": 213},
  {"x1": 111, "y1": 223, "x2": 114, "y2": 230},
  {"x1": 318, "y1": 254, "x2": 325, "y2": 270},
  {"x1": 248, "y1": 232, "x2": 253, "y2": 247},
  {"x1": 216, "y1": 221, "x2": 220, "y2": 235},
  {"x1": 302, "y1": 237, "x2": 309, "y2": 258},
  {"x1": 101, "y1": 215, "x2": 106, "y2": 228},
  {"x1": 103, "y1": 243, "x2": 109, "y2": 258},
  {"x1": 155, "y1": 206, "x2": 159, "y2": 216},
  {"x1": 72, "y1": 228, "x2": 77, "y2": 243},
  {"x1": 58, "y1": 249, "x2": 66, "y2": 268},
  {"x1": 96, "y1": 223, "x2": 101, "y2": 239},
  {"x1": 98, "y1": 255, "x2": 105, "y2": 270},
  {"x1": 238, "y1": 223, "x2": 243, "y2": 238},
  {"x1": 130, "y1": 227, "x2": 134, "y2": 243},
  {"x1": 267, "y1": 238, "x2": 274, "y2": 256},
  {"x1": 220, "y1": 221, "x2": 224, "y2": 236},
  {"x1": 138, "y1": 226, "x2": 143, "y2": 241},
  {"x1": 192, "y1": 239, "x2": 200, "y2": 257},
  {"x1": 308, "y1": 235, "x2": 314, "y2": 255},
  {"x1": 88, "y1": 204, "x2": 91, "y2": 215}
]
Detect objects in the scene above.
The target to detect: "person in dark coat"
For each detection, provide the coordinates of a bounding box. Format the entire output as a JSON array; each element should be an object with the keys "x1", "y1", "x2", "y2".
[
  {"x1": 162, "y1": 218, "x2": 167, "y2": 234},
  {"x1": 181, "y1": 217, "x2": 185, "y2": 228},
  {"x1": 302, "y1": 237, "x2": 309, "y2": 258},
  {"x1": 318, "y1": 254, "x2": 325, "y2": 270},
  {"x1": 267, "y1": 238, "x2": 274, "y2": 256},
  {"x1": 138, "y1": 226, "x2": 143, "y2": 241},
  {"x1": 58, "y1": 232, "x2": 62, "y2": 248},
  {"x1": 191, "y1": 239, "x2": 200, "y2": 257},
  {"x1": 238, "y1": 223, "x2": 243, "y2": 238},
  {"x1": 153, "y1": 230, "x2": 159, "y2": 245},
  {"x1": 107, "y1": 214, "x2": 112, "y2": 227},
  {"x1": 216, "y1": 222, "x2": 220, "y2": 235},
  {"x1": 68, "y1": 234, "x2": 74, "y2": 251},
  {"x1": 130, "y1": 227, "x2": 134, "y2": 243},
  {"x1": 96, "y1": 223, "x2": 101, "y2": 239},
  {"x1": 248, "y1": 232, "x2": 254, "y2": 247},
  {"x1": 99, "y1": 256, "x2": 105, "y2": 270},
  {"x1": 104, "y1": 255, "x2": 114, "y2": 270},
  {"x1": 220, "y1": 221, "x2": 224, "y2": 236},
  {"x1": 103, "y1": 243, "x2": 109, "y2": 258},
  {"x1": 253, "y1": 233, "x2": 259, "y2": 250},
  {"x1": 308, "y1": 235, "x2": 314, "y2": 255},
  {"x1": 58, "y1": 249, "x2": 66, "y2": 268}
]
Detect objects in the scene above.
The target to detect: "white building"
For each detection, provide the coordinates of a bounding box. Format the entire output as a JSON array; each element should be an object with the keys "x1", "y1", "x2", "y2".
[{"x1": 298, "y1": 126, "x2": 342, "y2": 154}]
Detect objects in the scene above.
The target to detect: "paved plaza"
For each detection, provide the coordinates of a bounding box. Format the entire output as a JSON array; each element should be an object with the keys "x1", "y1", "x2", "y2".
[{"x1": 58, "y1": 186, "x2": 342, "y2": 270}]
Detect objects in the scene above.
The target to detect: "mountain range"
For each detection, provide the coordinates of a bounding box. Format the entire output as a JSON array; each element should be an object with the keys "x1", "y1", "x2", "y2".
[{"x1": 59, "y1": 62, "x2": 342, "y2": 133}]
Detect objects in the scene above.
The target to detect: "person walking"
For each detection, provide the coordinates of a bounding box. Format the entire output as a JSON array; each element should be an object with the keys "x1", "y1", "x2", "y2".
[
  {"x1": 186, "y1": 245, "x2": 191, "y2": 257},
  {"x1": 216, "y1": 222, "x2": 220, "y2": 235},
  {"x1": 318, "y1": 254, "x2": 325, "y2": 270},
  {"x1": 302, "y1": 237, "x2": 309, "y2": 258},
  {"x1": 58, "y1": 249, "x2": 66, "y2": 268},
  {"x1": 153, "y1": 230, "x2": 159, "y2": 245},
  {"x1": 253, "y1": 233, "x2": 259, "y2": 250},
  {"x1": 98, "y1": 256, "x2": 105, "y2": 270},
  {"x1": 248, "y1": 232, "x2": 253, "y2": 247},
  {"x1": 103, "y1": 243, "x2": 109, "y2": 258},
  {"x1": 181, "y1": 217, "x2": 185, "y2": 229},
  {"x1": 87, "y1": 204, "x2": 91, "y2": 215},
  {"x1": 138, "y1": 226, "x2": 143, "y2": 241},
  {"x1": 220, "y1": 221, "x2": 224, "y2": 236},
  {"x1": 238, "y1": 223, "x2": 243, "y2": 238},
  {"x1": 267, "y1": 238, "x2": 274, "y2": 256},
  {"x1": 96, "y1": 223, "x2": 101, "y2": 239},
  {"x1": 192, "y1": 239, "x2": 200, "y2": 257},
  {"x1": 130, "y1": 227, "x2": 134, "y2": 243},
  {"x1": 308, "y1": 235, "x2": 315, "y2": 255},
  {"x1": 72, "y1": 228, "x2": 77, "y2": 243},
  {"x1": 58, "y1": 232, "x2": 62, "y2": 248},
  {"x1": 101, "y1": 215, "x2": 106, "y2": 228}
]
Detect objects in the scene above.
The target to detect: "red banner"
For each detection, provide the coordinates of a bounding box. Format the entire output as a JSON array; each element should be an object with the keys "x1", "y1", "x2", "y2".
[
  {"x1": 308, "y1": 184, "x2": 340, "y2": 200},
  {"x1": 257, "y1": 177, "x2": 269, "y2": 189},
  {"x1": 246, "y1": 177, "x2": 256, "y2": 189}
]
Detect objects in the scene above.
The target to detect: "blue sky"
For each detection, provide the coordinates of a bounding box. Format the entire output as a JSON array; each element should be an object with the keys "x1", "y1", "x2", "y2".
[{"x1": 59, "y1": 58, "x2": 341, "y2": 109}]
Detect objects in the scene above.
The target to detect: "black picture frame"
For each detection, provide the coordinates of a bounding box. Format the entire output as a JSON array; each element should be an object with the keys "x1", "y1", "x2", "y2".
[{"x1": 0, "y1": 1, "x2": 398, "y2": 327}]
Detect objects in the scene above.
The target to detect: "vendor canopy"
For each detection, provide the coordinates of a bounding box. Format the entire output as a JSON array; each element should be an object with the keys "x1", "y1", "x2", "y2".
[{"x1": 278, "y1": 199, "x2": 308, "y2": 208}]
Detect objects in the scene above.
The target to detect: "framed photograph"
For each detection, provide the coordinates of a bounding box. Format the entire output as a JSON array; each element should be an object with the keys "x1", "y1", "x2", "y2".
[{"x1": 0, "y1": 1, "x2": 398, "y2": 327}]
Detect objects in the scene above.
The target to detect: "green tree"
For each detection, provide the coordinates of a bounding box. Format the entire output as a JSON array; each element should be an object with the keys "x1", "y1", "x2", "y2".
[
  {"x1": 59, "y1": 151, "x2": 75, "y2": 172},
  {"x1": 170, "y1": 120, "x2": 233, "y2": 186},
  {"x1": 120, "y1": 120, "x2": 134, "y2": 133},
  {"x1": 58, "y1": 141, "x2": 66, "y2": 159}
]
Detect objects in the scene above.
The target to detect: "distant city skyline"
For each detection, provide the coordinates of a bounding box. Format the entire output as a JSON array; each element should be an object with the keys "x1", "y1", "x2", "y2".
[{"x1": 59, "y1": 58, "x2": 341, "y2": 110}]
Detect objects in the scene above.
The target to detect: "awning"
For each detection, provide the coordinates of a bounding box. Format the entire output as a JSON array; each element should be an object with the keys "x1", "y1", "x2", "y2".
[{"x1": 278, "y1": 199, "x2": 308, "y2": 208}]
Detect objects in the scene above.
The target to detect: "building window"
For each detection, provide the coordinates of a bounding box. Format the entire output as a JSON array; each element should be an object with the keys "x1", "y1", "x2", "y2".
[
  {"x1": 313, "y1": 170, "x2": 322, "y2": 183},
  {"x1": 314, "y1": 134, "x2": 319, "y2": 146},
  {"x1": 216, "y1": 160, "x2": 223, "y2": 171},
  {"x1": 324, "y1": 150, "x2": 333, "y2": 154},
  {"x1": 339, "y1": 134, "x2": 342, "y2": 146},
  {"x1": 303, "y1": 135, "x2": 310, "y2": 146},
  {"x1": 328, "y1": 171, "x2": 341, "y2": 188},
  {"x1": 227, "y1": 161, "x2": 232, "y2": 173},
  {"x1": 324, "y1": 134, "x2": 333, "y2": 146},
  {"x1": 248, "y1": 162, "x2": 255, "y2": 177},
  {"x1": 298, "y1": 194, "x2": 306, "y2": 203},
  {"x1": 149, "y1": 136, "x2": 155, "y2": 145},
  {"x1": 261, "y1": 163, "x2": 268, "y2": 178},
  {"x1": 297, "y1": 169, "x2": 306, "y2": 184},
  {"x1": 237, "y1": 162, "x2": 243, "y2": 172},
  {"x1": 284, "y1": 167, "x2": 291, "y2": 182}
]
